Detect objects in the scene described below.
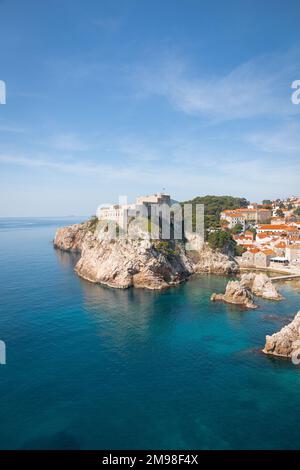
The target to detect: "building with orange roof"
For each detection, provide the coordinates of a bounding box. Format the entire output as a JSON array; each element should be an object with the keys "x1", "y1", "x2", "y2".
[
  {"x1": 257, "y1": 224, "x2": 299, "y2": 235},
  {"x1": 220, "y1": 206, "x2": 271, "y2": 228}
]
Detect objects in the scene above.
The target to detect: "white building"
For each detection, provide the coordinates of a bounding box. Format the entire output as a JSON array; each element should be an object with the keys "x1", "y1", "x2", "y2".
[
  {"x1": 97, "y1": 203, "x2": 136, "y2": 224},
  {"x1": 97, "y1": 193, "x2": 171, "y2": 224},
  {"x1": 286, "y1": 245, "x2": 300, "y2": 262},
  {"x1": 136, "y1": 193, "x2": 171, "y2": 206},
  {"x1": 220, "y1": 211, "x2": 246, "y2": 229}
]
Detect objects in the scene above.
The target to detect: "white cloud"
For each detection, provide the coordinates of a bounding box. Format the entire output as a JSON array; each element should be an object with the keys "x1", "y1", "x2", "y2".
[
  {"x1": 246, "y1": 121, "x2": 300, "y2": 154},
  {"x1": 134, "y1": 50, "x2": 299, "y2": 121},
  {"x1": 49, "y1": 133, "x2": 90, "y2": 152},
  {"x1": 1, "y1": 145, "x2": 300, "y2": 202}
]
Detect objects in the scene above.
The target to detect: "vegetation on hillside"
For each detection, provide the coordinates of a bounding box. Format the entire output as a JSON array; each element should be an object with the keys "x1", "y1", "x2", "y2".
[
  {"x1": 183, "y1": 196, "x2": 249, "y2": 233},
  {"x1": 87, "y1": 215, "x2": 99, "y2": 233},
  {"x1": 294, "y1": 207, "x2": 300, "y2": 216},
  {"x1": 207, "y1": 230, "x2": 246, "y2": 256},
  {"x1": 182, "y1": 195, "x2": 249, "y2": 232},
  {"x1": 179, "y1": 195, "x2": 251, "y2": 255},
  {"x1": 231, "y1": 222, "x2": 244, "y2": 234}
]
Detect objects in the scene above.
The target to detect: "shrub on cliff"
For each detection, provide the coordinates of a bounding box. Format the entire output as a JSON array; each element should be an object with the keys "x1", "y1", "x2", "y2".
[
  {"x1": 88, "y1": 216, "x2": 99, "y2": 233},
  {"x1": 207, "y1": 230, "x2": 236, "y2": 255}
]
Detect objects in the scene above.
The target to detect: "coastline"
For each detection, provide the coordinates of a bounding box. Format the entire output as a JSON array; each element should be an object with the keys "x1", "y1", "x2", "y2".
[
  {"x1": 1, "y1": 219, "x2": 300, "y2": 449},
  {"x1": 239, "y1": 266, "x2": 300, "y2": 276}
]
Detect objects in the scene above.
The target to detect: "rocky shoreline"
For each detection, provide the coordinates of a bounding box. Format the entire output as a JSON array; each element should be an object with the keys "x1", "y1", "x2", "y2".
[
  {"x1": 211, "y1": 272, "x2": 283, "y2": 309},
  {"x1": 54, "y1": 220, "x2": 300, "y2": 363},
  {"x1": 263, "y1": 311, "x2": 300, "y2": 359},
  {"x1": 54, "y1": 219, "x2": 239, "y2": 290}
]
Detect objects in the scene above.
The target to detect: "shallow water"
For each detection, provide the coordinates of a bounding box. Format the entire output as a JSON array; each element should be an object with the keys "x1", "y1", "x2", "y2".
[{"x1": 0, "y1": 218, "x2": 300, "y2": 450}]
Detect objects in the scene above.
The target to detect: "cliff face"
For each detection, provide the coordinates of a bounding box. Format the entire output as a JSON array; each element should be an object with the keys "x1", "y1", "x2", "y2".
[
  {"x1": 54, "y1": 220, "x2": 240, "y2": 290},
  {"x1": 263, "y1": 312, "x2": 300, "y2": 359},
  {"x1": 190, "y1": 246, "x2": 239, "y2": 275},
  {"x1": 53, "y1": 222, "x2": 88, "y2": 252},
  {"x1": 54, "y1": 221, "x2": 193, "y2": 290}
]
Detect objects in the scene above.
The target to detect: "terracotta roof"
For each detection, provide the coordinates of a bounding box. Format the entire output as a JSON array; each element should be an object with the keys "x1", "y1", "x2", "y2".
[
  {"x1": 262, "y1": 249, "x2": 275, "y2": 256},
  {"x1": 258, "y1": 224, "x2": 297, "y2": 231}
]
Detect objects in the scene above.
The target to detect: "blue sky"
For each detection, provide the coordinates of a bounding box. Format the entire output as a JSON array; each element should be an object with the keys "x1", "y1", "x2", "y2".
[{"x1": 1, "y1": 0, "x2": 300, "y2": 216}]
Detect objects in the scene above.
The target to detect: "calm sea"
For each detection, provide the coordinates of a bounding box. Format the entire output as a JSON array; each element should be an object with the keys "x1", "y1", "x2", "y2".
[{"x1": 0, "y1": 218, "x2": 300, "y2": 449}]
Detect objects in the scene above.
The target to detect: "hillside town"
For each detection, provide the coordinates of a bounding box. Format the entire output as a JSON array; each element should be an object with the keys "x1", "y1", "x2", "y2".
[
  {"x1": 96, "y1": 193, "x2": 300, "y2": 273},
  {"x1": 220, "y1": 197, "x2": 300, "y2": 271}
]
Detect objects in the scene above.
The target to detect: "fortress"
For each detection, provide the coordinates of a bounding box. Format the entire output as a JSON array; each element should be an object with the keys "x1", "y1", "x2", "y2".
[{"x1": 97, "y1": 193, "x2": 171, "y2": 224}]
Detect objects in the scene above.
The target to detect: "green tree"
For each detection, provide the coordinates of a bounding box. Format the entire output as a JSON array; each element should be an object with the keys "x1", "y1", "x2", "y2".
[
  {"x1": 235, "y1": 245, "x2": 246, "y2": 256},
  {"x1": 276, "y1": 209, "x2": 284, "y2": 218},
  {"x1": 294, "y1": 207, "x2": 300, "y2": 216},
  {"x1": 231, "y1": 223, "x2": 243, "y2": 234},
  {"x1": 247, "y1": 226, "x2": 257, "y2": 238},
  {"x1": 207, "y1": 230, "x2": 236, "y2": 254},
  {"x1": 182, "y1": 195, "x2": 249, "y2": 233},
  {"x1": 88, "y1": 215, "x2": 99, "y2": 233}
]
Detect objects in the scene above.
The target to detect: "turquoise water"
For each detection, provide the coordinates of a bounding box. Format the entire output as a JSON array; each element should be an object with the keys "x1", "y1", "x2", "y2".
[{"x1": 0, "y1": 218, "x2": 300, "y2": 450}]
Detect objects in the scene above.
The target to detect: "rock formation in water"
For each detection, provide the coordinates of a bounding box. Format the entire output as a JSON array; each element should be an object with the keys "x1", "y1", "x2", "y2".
[
  {"x1": 211, "y1": 280, "x2": 257, "y2": 309},
  {"x1": 54, "y1": 218, "x2": 239, "y2": 290},
  {"x1": 239, "y1": 272, "x2": 283, "y2": 301},
  {"x1": 263, "y1": 311, "x2": 300, "y2": 359},
  {"x1": 211, "y1": 272, "x2": 282, "y2": 308}
]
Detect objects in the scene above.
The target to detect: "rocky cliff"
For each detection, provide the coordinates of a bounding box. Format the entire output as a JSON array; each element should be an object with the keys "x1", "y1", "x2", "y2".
[
  {"x1": 53, "y1": 222, "x2": 88, "y2": 252},
  {"x1": 263, "y1": 311, "x2": 300, "y2": 359},
  {"x1": 211, "y1": 272, "x2": 282, "y2": 309},
  {"x1": 211, "y1": 280, "x2": 257, "y2": 309},
  {"x1": 54, "y1": 220, "x2": 193, "y2": 290},
  {"x1": 54, "y1": 219, "x2": 239, "y2": 290},
  {"x1": 190, "y1": 245, "x2": 239, "y2": 275}
]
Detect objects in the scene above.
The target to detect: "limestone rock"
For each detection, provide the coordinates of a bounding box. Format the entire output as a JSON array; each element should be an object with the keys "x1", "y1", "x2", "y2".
[
  {"x1": 211, "y1": 271, "x2": 283, "y2": 310},
  {"x1": 54, "y1": 221, "x2": 193, "y2": 290},
  {"x1": 53, "y1": 223, "x2": 87, "y2": 252},
  {"x1": 191, "y1": 245, "x2": 239, "y2": 276},
  {"x1": 240, "y1": 272, "x2": 283, "y2": 301},
  {"x1": 211, "y1": 280, "x2": 257, "y2": 309},
  {"x1": 54, "y1": 221, "x2": 242, "y2": 291},
  {"x1": 263, "y1": 311, "x2": 300, "y2": 358}
]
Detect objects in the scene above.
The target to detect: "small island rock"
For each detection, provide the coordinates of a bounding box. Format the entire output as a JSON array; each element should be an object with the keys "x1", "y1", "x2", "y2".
[{"x1": 211, "y1": 280, "x2": 257, "y2": 309}]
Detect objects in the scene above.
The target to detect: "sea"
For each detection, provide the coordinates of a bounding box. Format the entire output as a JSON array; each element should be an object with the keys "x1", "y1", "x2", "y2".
[{"x1": 0, "y1": 217, "x2": 300, "y2": 450}]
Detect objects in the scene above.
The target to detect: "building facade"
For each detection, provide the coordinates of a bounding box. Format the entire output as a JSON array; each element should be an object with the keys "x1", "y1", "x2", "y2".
[{"x1": 97, "y1": 193, "x2": 171, "y2": 224}]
